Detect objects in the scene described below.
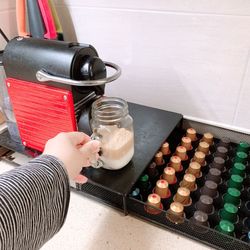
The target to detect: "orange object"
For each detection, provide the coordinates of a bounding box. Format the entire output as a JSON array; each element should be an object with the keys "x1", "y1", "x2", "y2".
[
  {"x1": 175, "y1": 146, "x2": 188, "y2": 161},
  {"x1": 169, "y1": 155, "x2": 182, "y2": 172},
  {"x1": 154, "y1": 179, "x2": 171, "y2": 199},
  {"x1": 197, "y1": 141, "x2": 210, "y2": 155},
  {"x1": 173, "y1": 187, "x2": 192, "y2": 206},
  {"x1": 186, "y1": 162, "x2": 201, "y2": 178},
  {"x1": 162, "y1": 167, "x2": 177, "y2": 184},
  {"x1": 181, "y1": 137, "x2": 192, "y2": 150},
  {"x1": 202, "y1": 132, "x2": 214, "y2": 145},
  {"x1": 154, "y1": 151, "x2": 164, "y2": 166},
  {"x1": 192, "y1": 151, "x2": 206, "y2": 166},
  {"x1": 186, "y1": 128, "x2": 197, "y2": 141},
  {"x1": 16, "y1": 0, "x2": 29, "y2": 37},
  {"x1": 161, "y1": 142, "x2": 171, "y2": 156},
  {"x1": 180, "y1": 173, "x2": 197, "y2": 191}
]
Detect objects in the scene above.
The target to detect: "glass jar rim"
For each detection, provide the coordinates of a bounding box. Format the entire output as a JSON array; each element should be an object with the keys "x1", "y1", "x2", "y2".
[{"x1": 91, "y1": 97, "x2": 129, "y2": 122}]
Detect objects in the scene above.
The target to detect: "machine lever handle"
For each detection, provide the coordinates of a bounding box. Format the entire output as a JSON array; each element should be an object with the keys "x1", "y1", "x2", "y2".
[{"x1": 36, "y1": 61, "x2": 121, "y2": 86}]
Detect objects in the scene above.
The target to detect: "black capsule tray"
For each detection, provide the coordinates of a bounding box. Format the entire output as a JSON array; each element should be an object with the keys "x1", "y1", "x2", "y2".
[
  {"x1": 126, "y1": 126, "x2": 250, "y2": 250},
  {"x1": 0, "y1": 103, "x2": 249, "y2": 249}
]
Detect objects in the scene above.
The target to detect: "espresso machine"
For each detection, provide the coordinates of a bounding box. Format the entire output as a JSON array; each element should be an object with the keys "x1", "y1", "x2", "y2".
[{"x1": 2, "y1": 37, "x2": 121, "y2": 152}]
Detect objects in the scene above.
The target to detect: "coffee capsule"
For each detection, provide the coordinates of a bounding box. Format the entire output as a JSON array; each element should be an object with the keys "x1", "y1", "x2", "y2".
[
  {"x1": 214, "y1": 146, "x2": 228, "y2": 159},
  {"x1": 223, "y1": 188, "x2": 241, "y2": 206},
  {"x1": 230, "y1": 162, "x2": 246, "y2": 177},
  {"x1": 228, "y1": 174, "x2": 243, "y2": 190},
  {"x1": 206, "y1": 168, "x2": 222, "y2": 184},
  {"x1": 168, "y1": 156, "x2": 182, "y2": 172},
  {"x1": 147, "y1": 162, "x2": 159, "y2": 182},
  {"x1": 202, "y1": 132, "x2": 214, "y2": 146},
  {"x1": 130, "y1": 188, "x2": 142, "y2": 200},
  {"x1": 234, "y1": 151, "x2": 248, "y2": 164},
  {"x1": 154, "y1": 179, "x2": 171, "y2": 199},
  {"x1": 210, "y1": 157, "x2": 225, "y2": 171},
  {"x1": 237, "y1": 141, "x2": 250, "y2": 154},
  {"x1": 162, "y1": 167, "x2": 177, "y2": 184},
  {"x1": 181, "y1": 137, "x2": 192, "y2": 151},
  {"x1": 175, "y1": 146, "x2": 188, "y2": 161},
  {"x1": 180, "y1": 173, "x2": 197, "y2": 191},
  {"x1": 216, "y1": 220, "x2": 235, "y2": 236},
  {"x1": 219, "y1": 203, "x2": 238, "y2": 223},
  {"x1": 161, "y1": 142, "x2": 171, "y2": 156},
  {"x1": 195, "y1": 195, "x2": 214, "y2": 214},
  {"x1": 193, "y1": 151, "x2": 206, "y2": 166},
  {"x1": 190, "y1": 210, "x2": 209, "y2": 227},
  {"x1": 218, "y1": 137, "x2": 231, "y2": 149},
  {"x1": 145, "y1": 193, "x2": 162, "y2": 215},
  {"x1": 197, "y1": 141, "x2": 210, "y2": 155},
  {"x1": 186, "y1": 162, "x2": 201, "y2": 178},
  {"x1": 166, "y1": 202, "x2": 185, "y2": 224},
  {"x1": 200, "y1": 180, "x2": 218, "y2": 198},
  {"x1": 173, "y1": 187, "x2": 192, "y2": 206},
  {"x1": 186, "y1": 128, "x2": 198, "y2": 141},
  {"x1": 154, "y1": 151, "x2": 165, "y2": 166}
]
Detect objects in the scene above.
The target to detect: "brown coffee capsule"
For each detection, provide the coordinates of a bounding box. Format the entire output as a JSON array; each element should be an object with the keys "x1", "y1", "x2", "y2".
[
  {"x1": 175, "y1": 146, "x2": 188, "y2": 161},
  {"x1": 166, "y1": 202, "x2": 185, "y2": 224},
  {"x1": 186, "y1": 162, "x2": 201, "y2": 178},
  {"x1": 155, "y1": 151, "x2": 164, "y2": 166},
  {"x1": 202, "y1": 132, "x2": 214, "y2": 145},
  {"x1": 206, "y1": 168, "x2": 222, "y2": 184},
  {"x1": 196, "y1": 195, "x2": 214, "y2": 214},
  {"x1": 197, "y1": 141, "x2": 210, "y2": 155},
  {"x1": 181, "y1": 137, "x2": 192, "y2": 151},
  {"x1": 146, "y1": 193, "x2": 162, "y2": 214},
  {"x1": 154, "y1": 179, "x2": 171, "y2": 199},
  {"x1": 211, "y1": 157, "x2": 225, "y2": 171},
  {"x1": 161, "y1": 142, "x2": 171, "y2": 156},
  {"x1": 193, "y1": 151, "x2": 206, "y2": 166},
  {"x1": 200, "y1": 180, "x2": 218, "y2": 198},
  {"x1": 169, "y1": 156, "x2": 182, "y2": 172},
  {"x1": 214, "y1": 146, "x2": 228, "y2": 159},
  {"x1": 173, "y1": 187, "x2": 191, "y2": 206},
  {"x1": 163, "y1": 167, "x2": 177, "y2": 184},
  {"x1": 186, "y1": 128, "x2": 197, "y2": 141},
  {"x1": 180, "y1": 173, "x2": 197, "y2": 191}
]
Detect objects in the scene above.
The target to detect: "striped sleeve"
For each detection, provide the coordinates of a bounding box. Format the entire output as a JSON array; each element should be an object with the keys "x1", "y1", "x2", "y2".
[{"x1": 0, "y1": 154, "x2": 70, "y2": 250}]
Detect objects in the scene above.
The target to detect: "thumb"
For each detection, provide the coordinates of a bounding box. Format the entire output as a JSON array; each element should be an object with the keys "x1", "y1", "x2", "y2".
[{"x1": 79, "y1": 140, "x2": 101, "y2": 167}]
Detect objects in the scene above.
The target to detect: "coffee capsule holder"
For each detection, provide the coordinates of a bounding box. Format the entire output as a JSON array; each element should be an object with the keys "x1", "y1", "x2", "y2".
[{"x1": 0, "y1": 103, "x2": 249, "y2": 250}]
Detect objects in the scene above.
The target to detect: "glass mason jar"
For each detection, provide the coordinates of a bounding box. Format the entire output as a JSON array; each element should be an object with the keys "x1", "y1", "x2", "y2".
[{"x1": 90, "y1": 97, "x2": 134, "y2": 170}]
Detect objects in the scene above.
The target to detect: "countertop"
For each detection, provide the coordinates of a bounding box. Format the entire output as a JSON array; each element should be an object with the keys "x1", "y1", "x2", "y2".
[{"x1": 0, "y1": 152, "x2": 212, "y2": 250}]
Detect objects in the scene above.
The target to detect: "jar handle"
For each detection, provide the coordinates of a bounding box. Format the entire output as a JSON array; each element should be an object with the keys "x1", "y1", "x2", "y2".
[{"x1": 90, "y1": 134, "x2": 104, "y2": 168}]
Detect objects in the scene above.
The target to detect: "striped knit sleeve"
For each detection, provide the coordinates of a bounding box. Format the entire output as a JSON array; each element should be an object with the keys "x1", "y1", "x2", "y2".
[{"x1": 0, "y1": 154, "x2": 70, "y2": 250}]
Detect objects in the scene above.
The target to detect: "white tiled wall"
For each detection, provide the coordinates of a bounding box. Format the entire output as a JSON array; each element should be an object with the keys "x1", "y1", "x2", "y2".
[
  {"x1": 1, "y1": 1, "x2": 250, "y2": 130},
  {"x1": 0, "y1": 0, "x2": 16, "y2": 49}
]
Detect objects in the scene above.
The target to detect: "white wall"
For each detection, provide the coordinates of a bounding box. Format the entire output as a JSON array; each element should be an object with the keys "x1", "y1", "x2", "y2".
[
  {"x1": 53, "y1": 0, "x2": 250, "y2": 131},
  {"x1": 0, "y1": 0, "x2": 16, "y2": 49},
  {"x1": 1, "y1": 1, "x2": 250, "y2": 130}
]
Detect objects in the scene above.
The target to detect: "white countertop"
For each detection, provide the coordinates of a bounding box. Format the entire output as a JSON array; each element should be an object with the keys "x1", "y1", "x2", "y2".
[{"x1": 0, "y1": 159, "x2": 212, "y2": 250}]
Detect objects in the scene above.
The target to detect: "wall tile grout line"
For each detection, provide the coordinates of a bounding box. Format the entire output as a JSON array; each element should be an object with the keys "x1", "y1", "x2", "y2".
[{"x1": 55, "y1": 4, "x2": 250, "y2": 18}]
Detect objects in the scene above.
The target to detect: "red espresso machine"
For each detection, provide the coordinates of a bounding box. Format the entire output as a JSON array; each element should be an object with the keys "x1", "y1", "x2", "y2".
[{"x1": 2, "y1": 37, "x2": 121, "y2": 152}]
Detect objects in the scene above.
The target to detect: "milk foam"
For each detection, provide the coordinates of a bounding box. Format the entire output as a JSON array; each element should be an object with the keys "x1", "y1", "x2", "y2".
[{"x1": 98, "y1": 125, "x2": 134, "y2": 170}]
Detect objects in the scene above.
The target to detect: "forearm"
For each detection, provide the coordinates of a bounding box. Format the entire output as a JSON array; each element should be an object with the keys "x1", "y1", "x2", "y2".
[{"x1": 0, "y1": 155, "x2": 70, "y2": 250}]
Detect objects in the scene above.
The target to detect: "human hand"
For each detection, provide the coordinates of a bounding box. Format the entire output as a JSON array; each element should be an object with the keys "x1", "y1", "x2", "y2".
[{"x1": 43, "y1": 132, "x2": 100, "y2": 183}]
